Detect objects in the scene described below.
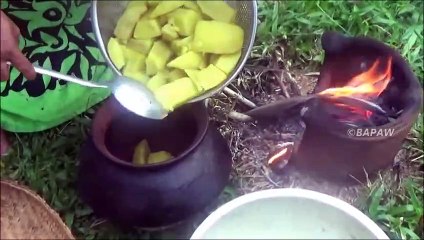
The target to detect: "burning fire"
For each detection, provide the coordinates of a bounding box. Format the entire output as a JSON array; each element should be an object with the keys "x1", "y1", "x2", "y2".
[
  {"x1": 318, "y1": 57, "x2": 392, "y2": 119},
  {"x1": 268, "y1": 143, "x2": 294, "y2": 173}
]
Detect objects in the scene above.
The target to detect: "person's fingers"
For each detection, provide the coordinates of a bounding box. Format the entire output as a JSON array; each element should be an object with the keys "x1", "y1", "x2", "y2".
[
  {"x1": 9, "y1": 50, "x2": 36, "y2": 80},
  {"x1": 0, "y1": 62, "x2": 10, "y2": 81},
  {"x1": 12, "y1": 21, "x2": 21, "y2": 36}
]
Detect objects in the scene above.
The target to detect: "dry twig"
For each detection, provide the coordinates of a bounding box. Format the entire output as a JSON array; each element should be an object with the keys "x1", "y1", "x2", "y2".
[
  {"x1": 228, "y1": 111, "x2": 253, "y2": 122},
  {"x1": 277, "y1": 71, "x2": 290, "y2": 98},
  {"x1": 284, "y1": 70, "x2": 302, "y2": 96},
  {"x1": 304, "y1": 72, "x2": 320, "y2": 77},
  {"x1": 223, "y1": 87, "x2": 257, "y2": 108}
]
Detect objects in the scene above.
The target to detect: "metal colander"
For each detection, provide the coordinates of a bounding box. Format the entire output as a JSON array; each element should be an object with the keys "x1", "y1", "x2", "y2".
[{"x1": 91, "y1": 0, "x2": 258, "y2": 103}]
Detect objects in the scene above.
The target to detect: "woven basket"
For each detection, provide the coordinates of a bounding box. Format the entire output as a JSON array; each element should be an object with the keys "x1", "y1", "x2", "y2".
[{"x1": 1, "y1": 180, "x2": 75, "y2": 239}]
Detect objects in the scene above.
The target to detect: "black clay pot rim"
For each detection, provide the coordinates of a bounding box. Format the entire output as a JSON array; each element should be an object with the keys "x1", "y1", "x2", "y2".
[{"x1": 92, "y1": 99, "x2": 210, "y2": 169}]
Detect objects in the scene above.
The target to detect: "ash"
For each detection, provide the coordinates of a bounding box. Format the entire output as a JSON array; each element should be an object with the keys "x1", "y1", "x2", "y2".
[{"x1": 207, "y1": 60, "x2": 363, "y2": 204}]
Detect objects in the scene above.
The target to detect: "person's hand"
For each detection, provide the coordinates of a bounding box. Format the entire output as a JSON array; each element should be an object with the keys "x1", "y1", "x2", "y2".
[{"x1": 0, "y1": 10, "x2": 36, "y2": 81}]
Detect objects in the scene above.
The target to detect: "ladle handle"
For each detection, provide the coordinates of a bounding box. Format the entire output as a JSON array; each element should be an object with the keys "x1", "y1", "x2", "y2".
[{"x1": 33, "y1": 65, "x2": 108, "y2": 88}]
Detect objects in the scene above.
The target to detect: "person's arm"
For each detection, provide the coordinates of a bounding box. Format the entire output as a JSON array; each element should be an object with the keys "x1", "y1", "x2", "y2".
[{"x1": 0, "y1": 10, "x2": 35, "y2": 81}]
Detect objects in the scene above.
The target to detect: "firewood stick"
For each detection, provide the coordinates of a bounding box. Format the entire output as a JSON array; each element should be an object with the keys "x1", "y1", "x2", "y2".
[
  {"x1": 278, "y1": 71, "x2": 290, "y2": 98},
  {"x1": 223, "y1": 87, "x2": 257, "y2": 108},
  {"x1": 228, "y1": 111, "x2": 253, "y2": 122},
  {"x1": 284, "y1": 69, "x2": 302, "y2": 96},
  {"x1": 304, "y1": 72, "x2": 320, "y2": 77}
]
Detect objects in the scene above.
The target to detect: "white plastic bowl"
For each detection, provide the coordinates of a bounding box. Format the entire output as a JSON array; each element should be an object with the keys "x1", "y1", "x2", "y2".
[{"x1": 191, "y1": 189, "x2": 389, "y2": 239}]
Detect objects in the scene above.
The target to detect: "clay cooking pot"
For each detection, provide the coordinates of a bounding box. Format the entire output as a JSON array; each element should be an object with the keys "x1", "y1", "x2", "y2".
[{"x1": 77, "y1": 97, "x2": 232, "y2": 229}]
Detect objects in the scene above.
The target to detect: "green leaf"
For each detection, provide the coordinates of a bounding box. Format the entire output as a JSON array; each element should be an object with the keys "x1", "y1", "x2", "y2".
[
  {"x1": 65, "y1": 25, "x2": 83, "y2": 39},
  {"x1": 7, "y1": 11, "x2": 35, "y2": 21},
  {"x1": 24, "y1": 38, "x2": 40, "y2": 48},
  {"x1": 59, "y1": 53, "x2": 77, "y2": 74},
  {"x1": 54, "y1": 28, "x2": 70, "y2": 52},
  {"x1": 64, "y1": 1, "x2": 90, "y2": 25},
  {"x1": 86, "y1": 46, "x2": 101, "y2": 61},
  {"x1": 64, "y1": 212, "x2": 74, "y2": 227},
  {"x1": 29, "y1": 46, "x2": 49, "y2": 58},
  {"x1": 375, "y1": 213, "x2": 396, "y2": 222},
  {"x1": 80, "y1": 55, "x2": 89, "y2": 80},
  {"x1": 399, "y1": 5, "x2": 415, "y2": 14},
  {"x1": 40, "y1": 32, "x2": 58, "y2": 45},
  {"x1": 402, "y1": 32, "x2": 418, "y2": 56},
  {"x1": 369, "y1": 184, "x2": 385, "y2": 217},
  {"x1": 68, "y1": 42, "x2": 80, "y2": 51},
  {"x1": 42, "y1": 58, "x2": 52, "y2": 86},
  {"x1": 1, "y1": 0, "x2": 8, "y2": 9},
  {"x1": 91, "y1": 65, "x2": 113, "y2": 83},
  {"x1": 405, "y1": 181, "x2": 423, "y2": 214},
  {"x1": 8, "y1": 67, "x2": 21, "y2": 83},
  {"x1": 401, "y1": 227, "x2": 421, "y2": 239},
  {"x1": 87, "y1": 32, "x2": 97, "y2": 41},
  {"x1": 387, "y1": 205, "x2": 415, "y2": 216}
]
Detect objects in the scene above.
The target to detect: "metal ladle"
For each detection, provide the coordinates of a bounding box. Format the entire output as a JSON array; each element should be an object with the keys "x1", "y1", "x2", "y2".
[{"x1": 33, "y1": 65, "x2": 168, "y2": 119}]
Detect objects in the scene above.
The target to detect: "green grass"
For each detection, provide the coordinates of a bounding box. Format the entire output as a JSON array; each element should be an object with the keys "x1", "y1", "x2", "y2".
[
  {"x1": 359, "y1": 175, "x2": 423, "y2": 239},
  {"x1": 1, "y1": 1, "x2": 423, "y2": 239},
  {"x1": 256, "y1": 0, "x2": 423, "y2": 83}
]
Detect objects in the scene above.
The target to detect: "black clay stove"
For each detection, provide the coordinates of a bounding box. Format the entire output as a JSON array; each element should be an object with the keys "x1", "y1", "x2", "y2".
[{"x1": 248, "y1": 31, "x2": 423, "y2": 181}]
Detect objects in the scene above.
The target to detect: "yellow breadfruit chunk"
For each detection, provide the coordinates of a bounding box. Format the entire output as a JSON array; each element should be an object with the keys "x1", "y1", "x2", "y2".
[
  {"x1": 124, "y1": 47, "x2": 146, "y2": 72},
  {"x1": 127, "y1": 39, "x2": 153, "y2": 55},
  {"x1": 171, "y1": 36, "x2": 193, "y2": 56},
  {"x1": 134, "y1": 19, "x2": 162, "y2": 39},
  {"x1": 183, "y1": 1, "x2": 201, "y2": 12},
  {"x1": 147, "y1": 72, "x2": 168, "y2": 91},
  {"x1": 192, "y1": 21, "x2": 244, "y2": 54},
  {"x1": 210, "y1": 51, "x2": 241, "y2": 74},
  {"x1": 147, "y1": 1, "x2": 159, "y2": 7},
  {"x1": 161, "y1": 23, "x2": 179, "y2": 41},
  {"x1": 107, "y1": 38, "x2": 126, "y2": 70},
  {"x1": 139, "y1": 8, "x2": 167, "y2": 26},
  {"x1": 154, "y1": 77, "x2": 199, "y2": 111},
  {"x1": 184, "y1": 69, "x2": 199, "y2": 81},
  {"x1": 159, "y1": 15, "x2": 169, "y2": 26},
  {"x1": 126, "y1": 1, "x2": 147, "y2": 11},
  {"x1": 122, "y1": 47, "x2": 148, "y2": 83},
  {"x1": 123, "y1": 70, "x2": 148, "y2": 83},
  {"x1": 168, "y1": 8, "x2": 201, "y2": 36},
  {"x1": 168, "y1": 69, "x2": 186, "y2": 81},
  {"x1": 183, "y1": 1, "x2": 202, "y2": 13},
  {"x1": 197, "y1": 0, "x2": 236, "y2": 23},
  {"x1": 197, "y1": 64, "x2": 227, "y2": 91},
  {"x1": 123, "y1": 47, "x2": 146, "y2": 68},
  {"x1": 146, "y1": 41, "x2": 172, "y2": 76},
  {"x1": 147, "y1": 151, "x2": 173, "y2": 164},
  {"x1": 209, "y1": 54, "x2": 219, "y2": 64},
  {"x1": 184, "y1": 69, "x2": 202, "y2": 91},
  {"x1": 167, "y1": 51, "x2": 202, "y2": 69},
  {"x1": 150, "y1": 1, "x2": 185, "y2": 18},
  {"x1": 199, "y1": 53, "x2": 209, "y2": 69},
  {"x1": 132, "y1": 139, "x2": 150, "y2": 166},
  {"x1": 140, "y1": 8, "x2": 154, "y2": 20},
  {"x1": 113, "y1": 3, "x2": 147, "y2": 41}
]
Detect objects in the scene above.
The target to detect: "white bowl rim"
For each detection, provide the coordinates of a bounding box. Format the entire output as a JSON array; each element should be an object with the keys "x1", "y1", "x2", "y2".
[{"x1": 190, "y1": 188, "x2": 389, "y2": 239}]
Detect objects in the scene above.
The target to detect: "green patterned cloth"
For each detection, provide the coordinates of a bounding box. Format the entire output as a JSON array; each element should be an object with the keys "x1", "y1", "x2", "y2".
[{"x1": 0, "y1": 0, "x2": 113, "y2": 132}]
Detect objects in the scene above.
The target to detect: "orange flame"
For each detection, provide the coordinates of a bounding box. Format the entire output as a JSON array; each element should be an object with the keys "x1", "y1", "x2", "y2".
[
  {"x1": 319, "y1": 57, "x2": 392, "y2": 99},
  {"x1": 268, "y1": 147, "x2": 288, "y2": 165},
  {"x1": 318, "y1": 57, "x2": 392, "y2": 120}
]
